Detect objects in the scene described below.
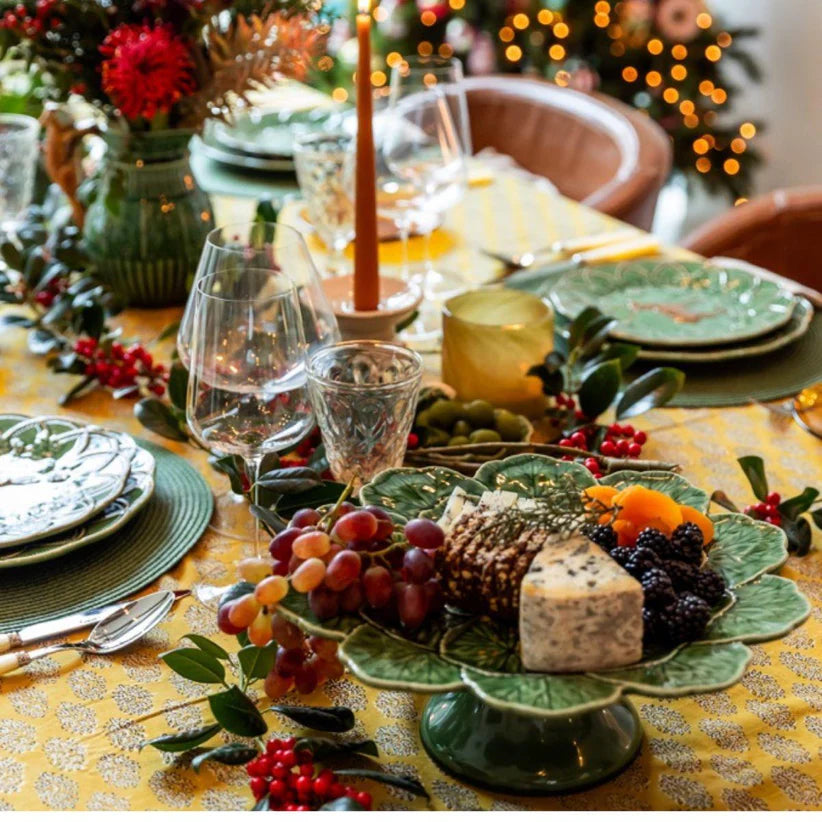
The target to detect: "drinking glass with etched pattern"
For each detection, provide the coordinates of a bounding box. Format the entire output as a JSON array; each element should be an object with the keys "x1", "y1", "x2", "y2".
[{"x1": 306, "y1": 342, "x2": 423, "y2": 487}]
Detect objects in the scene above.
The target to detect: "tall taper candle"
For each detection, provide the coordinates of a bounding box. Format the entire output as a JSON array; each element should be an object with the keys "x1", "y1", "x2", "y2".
[{"x1": 354, "y1": 0, "x2": 380, "y2": 310}]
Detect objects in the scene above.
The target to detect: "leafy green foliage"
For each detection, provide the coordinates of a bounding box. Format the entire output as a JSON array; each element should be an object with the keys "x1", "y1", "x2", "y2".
[
  {"x1": 192, "y1": 743, "x2": 258, "y2": 773},
  {"x1": 267, "y1": 706, "x2": 355, "y2": 733},
  {"x1": 160, "y1": 648, "x2": 226, "y2": 684},
  {"x1": 737, "y1": 456, "x2": 768, "y2": 501},
  {"x1": 294, "y1": 737, "x2": 379, "y2": 759},
  {"x1": 334, "y1": 769, "x2": 429, "y2": 798},
  {"x1": 208, "y1": 686, "x2": 268, "y2": 737},
  {"x1": 142, "y1": 723, "x2": 222, "y2": 752},
  {"x1": 529, "y1": 307, "x2": 684, "y2": 431}
]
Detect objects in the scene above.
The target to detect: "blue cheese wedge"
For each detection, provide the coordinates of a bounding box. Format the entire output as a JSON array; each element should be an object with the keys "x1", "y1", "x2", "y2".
[{"x1": 519, "y1": 534, "x2": 644, "y2": 672}]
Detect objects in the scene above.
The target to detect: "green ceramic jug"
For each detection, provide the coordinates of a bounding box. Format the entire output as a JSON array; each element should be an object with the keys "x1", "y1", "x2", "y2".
[{"x1": 83, "y1": 129, "x2": 214, "y2": 307}]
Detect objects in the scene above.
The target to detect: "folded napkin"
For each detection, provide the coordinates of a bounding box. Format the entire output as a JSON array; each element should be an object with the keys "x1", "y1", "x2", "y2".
[{"x1": 711, "y1": 256, "x2": 822, "y2": 309}]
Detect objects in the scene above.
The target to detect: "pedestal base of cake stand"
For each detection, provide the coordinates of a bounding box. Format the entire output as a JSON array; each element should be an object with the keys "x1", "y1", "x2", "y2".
[{"x1": 419, "y1": 691, "x2": 642, "y2": 795}]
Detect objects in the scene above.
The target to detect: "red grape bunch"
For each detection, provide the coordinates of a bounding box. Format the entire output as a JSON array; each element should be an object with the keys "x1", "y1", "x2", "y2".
[{"x1": 216, "y1": 498, "x2": 447, "y2": 696}]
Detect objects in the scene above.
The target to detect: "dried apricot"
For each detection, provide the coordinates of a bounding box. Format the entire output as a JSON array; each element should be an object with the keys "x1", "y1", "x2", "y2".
[{"x1": 612, "y1": 485, "x2": 683, "y2": 537}]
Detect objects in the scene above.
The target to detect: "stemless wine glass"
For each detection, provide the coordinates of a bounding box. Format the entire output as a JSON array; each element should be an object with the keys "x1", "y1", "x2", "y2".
[
  {"x1": 178, "y1": 222, "x2": 339, "y2": 369},
  {"x1": 306, "y1": 341, "x2": 423, "y2": 487},
  {"x1": 293, "y1": 131, "x2": 355, "y2": 276},
  {"x1": 186, "y1": 268, "x2": 315, "y2": 554},
  {"x1": 0, "y1": 114, "x2": 40, "y2": 233}
]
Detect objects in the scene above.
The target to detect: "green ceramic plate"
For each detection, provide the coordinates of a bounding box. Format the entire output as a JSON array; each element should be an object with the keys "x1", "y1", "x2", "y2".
[
  {"x1": 636, "y1": 297, "x2": 814, "y2": 362},
  {"x1": 0, "y1": 414, "x2": 155, "y2": 568},
  {"x1": 0, "y1": 414, "x2": 134, "y2": 549},
  {"x1": 550, "y1": 260, "x2": 797, "y2": 347},
  {"x1": 278, "y1": 455, "x2": 809, "y2": 719}
]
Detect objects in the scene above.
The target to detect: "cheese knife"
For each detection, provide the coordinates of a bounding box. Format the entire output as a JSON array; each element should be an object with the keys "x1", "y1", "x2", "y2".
[{"x1": 0, "y1": 589, "x2": 190, "y2": 652}]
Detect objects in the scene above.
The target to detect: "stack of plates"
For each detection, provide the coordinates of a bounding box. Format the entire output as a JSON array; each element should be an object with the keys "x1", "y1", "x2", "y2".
[
  {"x1": 199, "y1": 105, "x2": 349, "y2": 173},
  {"x1": 0, "y1": 414, "x2": 155, "y2": 569},
  {"x1": 550, "y1": 259, "x2": 813, "y2": 363}
]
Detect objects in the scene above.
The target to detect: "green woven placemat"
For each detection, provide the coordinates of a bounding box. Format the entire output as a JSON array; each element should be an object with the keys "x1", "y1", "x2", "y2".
[
  {"x1": 0, "y1": 438, "x2": 213, "y2": 631},
  {"x1": 508, "y1": 262, "x2": 822, "y2": 408}
]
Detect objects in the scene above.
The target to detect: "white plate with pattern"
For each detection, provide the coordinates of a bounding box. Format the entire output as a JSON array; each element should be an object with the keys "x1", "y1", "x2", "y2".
[{"x1": 0, "y1": 415, "x2": 135, "y2": 549}]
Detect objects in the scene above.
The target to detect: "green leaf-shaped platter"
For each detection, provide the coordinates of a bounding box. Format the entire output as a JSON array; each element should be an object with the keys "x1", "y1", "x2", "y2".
[{"x1": 282, "y1": 455, "x2": 807, "y2": 719}]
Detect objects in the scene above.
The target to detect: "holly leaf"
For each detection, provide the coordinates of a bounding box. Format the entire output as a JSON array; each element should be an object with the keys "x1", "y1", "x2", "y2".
[
  {"x1": 783, "y1": 516, "x2": 812, "y2": 556},
  {"x1": 0, "y1": 314, "x2": 35, "y2": 328},
  {"x1": 595, "y1": 342, "x2": 641, "y2": 371},
  {"x1": 267, "y1": 706, "x2": 355, "y2": 733},
  {"x1": 256, "y1": 466, "x2": 322, "y2": 494},
  {"x1": 192, "y1": 743, "x2": 258, "y2": 773},
  {"x1": 738, "y1": 455, "x2": 768, "y2": 502},
  {"x1": 568, "y1": 306, "x2": 604, "y2": 349},
  {"x1": 219, "y1": 581, "x2": 255, "y2": 609},
  {"x1": 208, "y1": 686, "x2": 268, "y2": 737},
  {"x1": 157, "y1": 320, "x2": 181, "y2": 341},
  {"x1": 779, "y1": 488, "x2": 819, "y2": 520},
  {"x1": 0, "y1": 240, "x2": 24, "y2": 271},
  {"x1": 237, "y1": 643, "x2": 278, "y2": 681},
  {"x1": 812, "y1": 509, "x2": 822, "y2": 529},
  {"x1": 134, "y1": 398, "x2": 189, "y2": 442},
  {"x1": 59, "y1": 375, "x2": 96, "y2": 405},
  {"x1": 252, "y1": 797, "x2": 270, "y2": 812},
  {"x1": 250, "y1": 504, "x2": 287, "y2": 534},
  {"x1": 577, "y1": 315, "x2": 618, "y2": 358},
  {"x1": 615, "y1": 367, "x2": 685, "y2": 419},
  {"x1": 160, "y1": 648, "x2": 226, "y2": 684},
  {"x1": 334, "y1": 768, "x2": 429, "y2": 798},
  {"x1": 527, "y1": 351, "x2": 565, "y2": 396},
  {"x1": 78, "y1": 303, "x2": 105, "y2": 339},
  {"x1": 294, "y1": 738, "x2": 379, "y2": 759},
  {"x1": 183, "y1": 634, "x2": 230, "y2": 661},
  {"x1": 318, "y1": 797, "x2": 365, "y2": 811},
  {"x1": 167, "y1": 362, "x2": 189, "y2": 411},
  {"x1": 578, "y1": 359, "x2": 621, "y2": 419},
  {"x1": 274, "y1": 482, "x2": 350, "y2": 519},
  {"x1": 27, "y1": 328, "x2": 61, "y2": 355},
  {"x1": 142, "y1": 723, "x2": 221, "y2": 752}
]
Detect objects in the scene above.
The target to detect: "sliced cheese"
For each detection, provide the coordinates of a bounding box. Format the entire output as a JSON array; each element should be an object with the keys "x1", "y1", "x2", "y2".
[{"x1": 519, "y1": 534, "x2": 644, "y2": 672}]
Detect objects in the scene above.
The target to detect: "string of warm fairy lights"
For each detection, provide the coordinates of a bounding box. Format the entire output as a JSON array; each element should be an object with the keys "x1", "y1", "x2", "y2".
[{"x1": 315, "y1": 1, "x2": 760, "y2": 199}]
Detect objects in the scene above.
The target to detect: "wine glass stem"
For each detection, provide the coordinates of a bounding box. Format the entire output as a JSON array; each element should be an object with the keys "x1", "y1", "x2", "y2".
[
  {"x1": 399, "y1": 219, "x2": 411, "y2": 278},
  {"x1": 246, "y1": 455, "x2": 263, "y2": 558}
]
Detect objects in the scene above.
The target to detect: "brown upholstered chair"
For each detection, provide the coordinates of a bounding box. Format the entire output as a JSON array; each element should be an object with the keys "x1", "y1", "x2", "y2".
[
  {"x1": 463, "y1": 75, "x2": 672, "y2": 231},
  {"x1": 682, "y1": 186, "x2": 822, "y2": 292}
]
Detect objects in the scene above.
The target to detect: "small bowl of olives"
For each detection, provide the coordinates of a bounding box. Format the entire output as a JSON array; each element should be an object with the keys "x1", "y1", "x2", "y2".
[{"x1": 411, "y1": 386, "x2": 533, "y2": 448}]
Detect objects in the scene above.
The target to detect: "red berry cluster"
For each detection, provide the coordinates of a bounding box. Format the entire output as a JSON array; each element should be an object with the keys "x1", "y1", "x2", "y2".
[
  {"x1": 743, "y1": 492, "x2": 783, "y2": 527},
  {"x1": 558, "y1": 423, "x2": 648, "y2": 479},
  {"x1": 33, "y1": 275, "x2": 68, "y2": 308},
  {"x1": 73, "y1": 338, "x2": 167, "y2": 397},
  {"x1": 246, "y1": 737, "x2": 372, "y2": 811},
  {"x1": 0, "y1": 0, "x2": 60, "y2": 34}
]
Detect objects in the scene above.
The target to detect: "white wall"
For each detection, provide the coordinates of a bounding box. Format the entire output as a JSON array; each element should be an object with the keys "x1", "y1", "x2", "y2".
[{"x1": 713, "y1": 0, "x2": 822, "y2": 194}]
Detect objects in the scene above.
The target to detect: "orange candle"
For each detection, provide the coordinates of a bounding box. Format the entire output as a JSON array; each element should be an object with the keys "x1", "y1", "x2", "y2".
[{"x1": 354, "y1": 0, "x2": 380, "y2": 310}]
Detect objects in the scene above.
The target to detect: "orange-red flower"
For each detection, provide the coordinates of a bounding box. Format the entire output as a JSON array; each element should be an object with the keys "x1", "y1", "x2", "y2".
[{"x1": 100, "y1": 23, "x2": 195, "y2": 122}]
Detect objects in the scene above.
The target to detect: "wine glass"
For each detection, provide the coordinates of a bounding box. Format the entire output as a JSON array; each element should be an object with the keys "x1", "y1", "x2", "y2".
[
  {"x1": 293, "y1": 131, "x2": 355, "y2": 276},
  {"x1": 178, "y1": 222, "x2": 339, "y2": 369},
  {"x1": 0, "y1": 114, "x2": 39, "y2": 233},
  {"x1": 186, "y1": 268, "x2": 315, "y2": 556}
]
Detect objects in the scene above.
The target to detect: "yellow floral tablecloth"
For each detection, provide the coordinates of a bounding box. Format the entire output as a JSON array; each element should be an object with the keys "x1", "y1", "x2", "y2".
[{"x1": 1, "y1": 174, "x2": 821, "y2": 811}]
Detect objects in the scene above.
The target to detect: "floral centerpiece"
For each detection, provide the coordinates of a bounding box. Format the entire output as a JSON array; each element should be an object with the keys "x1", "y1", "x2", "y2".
[{"x1": 0, "y1": 0, "x2": 326, "y2": 305}]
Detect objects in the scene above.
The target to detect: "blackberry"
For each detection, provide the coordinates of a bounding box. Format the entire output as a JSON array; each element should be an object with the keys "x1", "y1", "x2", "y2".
[
  {"x1": 640, "y1": 567, "x2": 676, "y2": 606},
  {"x1": 624, "y1": 546, "x2": 661, "y2": 580},
  {"x1": 670, "y1": 522, "x2": 705, "y2": 565},
  {"x1": 662, "y1": 558, "x2": 699, "y2": 593},
  {"x1": 642, "y1": 606, "x2": 665, "y2": 649},
  {"x1": 609, "y1": 545, "x2": 633, "y2": 568},
  {"x1": 635, "y1": 527, "x2": 673, "y2": 559},
  {"x1": 663, "y1": 593, "x2": 711, "y2": 644},
  {"x1": 692, "y1": 568, "x2": 727, "y2": 606},
  {"x1": 583, "y1": 523, "x2": 617, "y2": 551}
]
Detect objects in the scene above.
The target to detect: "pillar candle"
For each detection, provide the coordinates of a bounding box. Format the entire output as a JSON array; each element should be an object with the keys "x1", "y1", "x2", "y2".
[{"x1": 354, "y1": 0, "x2": 380, "y2": 310}]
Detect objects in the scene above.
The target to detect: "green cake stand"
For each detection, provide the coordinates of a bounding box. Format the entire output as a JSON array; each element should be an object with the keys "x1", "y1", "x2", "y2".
[{"x1": 276, "y1": 456, "x2": 809, "y2": 794}]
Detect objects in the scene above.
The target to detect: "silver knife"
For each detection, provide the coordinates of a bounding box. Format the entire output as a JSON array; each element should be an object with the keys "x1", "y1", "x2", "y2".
[{"x1": 0, "y1": 589, "x2": 190, "y2": 652}]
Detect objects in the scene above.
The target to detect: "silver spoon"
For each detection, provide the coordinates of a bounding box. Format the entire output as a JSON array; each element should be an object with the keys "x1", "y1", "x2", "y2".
[{"x1": 0, "y1": 590, "x2": 174, "y2": 675}]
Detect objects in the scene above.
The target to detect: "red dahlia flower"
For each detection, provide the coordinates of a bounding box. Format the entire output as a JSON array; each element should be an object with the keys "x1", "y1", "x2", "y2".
[{"x1": 100, "y1": 23, "x2": 195, "y2": 122}]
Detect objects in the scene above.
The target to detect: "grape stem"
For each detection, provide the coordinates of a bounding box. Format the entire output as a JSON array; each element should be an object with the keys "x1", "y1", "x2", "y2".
[{"x1": 317, "y1": 477, "x2": 356, "y2": 529}]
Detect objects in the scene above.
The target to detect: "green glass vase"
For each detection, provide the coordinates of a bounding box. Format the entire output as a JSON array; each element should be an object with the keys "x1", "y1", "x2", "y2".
[{"x1": 83, "y1": 129, "x2": 215, "y2": 307}]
